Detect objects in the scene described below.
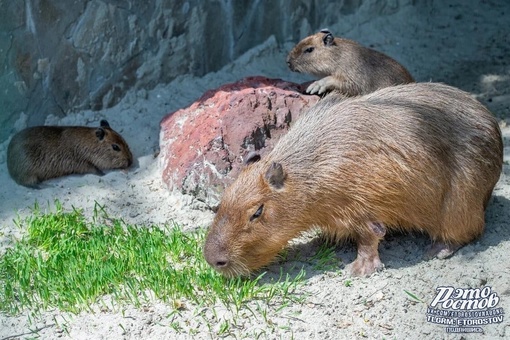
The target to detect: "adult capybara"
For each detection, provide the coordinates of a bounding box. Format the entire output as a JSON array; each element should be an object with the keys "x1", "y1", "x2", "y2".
[
  {"x1": 7, "y1": 120, "x2": 133, "y2": 187},
  {"x1": 286, "y1": 29, "x2": 414, "y2": 96},
  {"x1": 204, "y1": 82, "x2": 503, "y2": 277}
]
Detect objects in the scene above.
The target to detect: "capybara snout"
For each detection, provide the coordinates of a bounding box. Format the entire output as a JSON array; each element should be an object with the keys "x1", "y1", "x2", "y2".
[
  {"x1": 204, "y1": 82, "x2": 503, "y2": 278},
  {"x1": 204, "y1": 177, "x2": 288, "y2": 277}
]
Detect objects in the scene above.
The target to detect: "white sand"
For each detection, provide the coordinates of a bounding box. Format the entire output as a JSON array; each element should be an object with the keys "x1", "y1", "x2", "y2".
[{"x1": 1, "y1": 2, "x2": 509, "y2": 339}]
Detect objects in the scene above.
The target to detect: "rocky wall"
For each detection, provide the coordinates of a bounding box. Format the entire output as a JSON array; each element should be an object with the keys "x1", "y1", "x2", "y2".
[{"x1": 0, "y1": 0, "x2": 411, "y2": 142}]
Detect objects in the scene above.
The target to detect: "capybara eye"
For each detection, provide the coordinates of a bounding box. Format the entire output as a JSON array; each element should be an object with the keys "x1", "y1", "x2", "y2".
[
  {"x1": 250, "y1": 205, "x2": 264, "y2": 221},
  {"x1": 304, "y1": 47, "x2": 314, "y2": 53},
  {"x1": 112, "y1": 144, "x2": 121, "y2": 152}
]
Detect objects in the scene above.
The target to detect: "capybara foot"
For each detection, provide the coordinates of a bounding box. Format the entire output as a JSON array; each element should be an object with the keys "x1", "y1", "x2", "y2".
[
  {"x1": 347, "y1": 224, "x2": 386, "y2": 277},
  {"x1": 425, "y1": 242, "x2": 462, "y2": 260},
  {"x1": 347, "y1": 255, "x2": 384, "y2": 277}
]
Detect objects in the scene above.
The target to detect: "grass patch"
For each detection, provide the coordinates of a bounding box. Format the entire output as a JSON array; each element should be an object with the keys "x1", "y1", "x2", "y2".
[
  {"x1": 0, "y1": 201, "x2": 305, "y2": 319},
  {"x1": 309, "y1": 242, "x2": 341, "y2": 272}
]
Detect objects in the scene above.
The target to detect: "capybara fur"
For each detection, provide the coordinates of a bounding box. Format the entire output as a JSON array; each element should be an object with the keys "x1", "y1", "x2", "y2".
[
  {"x1": 286, "y1": 29, "x2": 414, "y2": 96},
  {"x1": 7, "y1": 120, "x2": 133, "y2": 187},
  {"x1": 204, "y1": 82, "x2": 503, "y2": 277}
]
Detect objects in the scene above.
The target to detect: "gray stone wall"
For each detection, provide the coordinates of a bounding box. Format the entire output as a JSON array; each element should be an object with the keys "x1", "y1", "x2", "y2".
[{"x1": 0, "y1": 0, "x2": 406, "y2": 142}]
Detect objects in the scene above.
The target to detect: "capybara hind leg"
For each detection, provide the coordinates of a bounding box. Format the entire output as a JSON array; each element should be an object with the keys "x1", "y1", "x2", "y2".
[
  {"x1": 347, "y1": 223, "x2": 385, "y2": 277},
  {"x1": 425, "y1": 242, "x2": 462, "y2": 260},
  {"x1": 21, "y1": 175, "x2": 41, "y2": 188},
  {"x1": 369, "y1": 222, "x2": 386, "y2": 237},
  {"x1": 426, "y1": 202, "x2": 484, "y2": 260}
]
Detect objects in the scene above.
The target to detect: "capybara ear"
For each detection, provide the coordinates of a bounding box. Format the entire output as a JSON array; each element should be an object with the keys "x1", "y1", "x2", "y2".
[
  {"x1": 322, "y1": 31, "x2": 334, "y2": 46},
  {"x1": 95, "y1": 128, "x2": 106, "y2": 141},
  {"x1": 100, "y1": 120, "x2": 111, "y2": 129},
  {"x1": 265, "y1": 162, "x2": 286, "y2": 189},
  {"x1": 244, "y1": 151, "x2": 261, "y2": 166},
  {"x1": 319, "y1": 28, "x2": 331, "y2": 34}
]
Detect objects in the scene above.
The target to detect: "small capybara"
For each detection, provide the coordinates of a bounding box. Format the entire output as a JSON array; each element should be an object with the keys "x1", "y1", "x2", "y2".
[
  {"x1": 286, "y1": 29, "x2": 414, "y2": 96},
  {"x1": 204, "y1": 82, "x2": 503, "y2": 277},
  {"x1": 7, "y1": 120, "x2": 133, "y2": 187}
]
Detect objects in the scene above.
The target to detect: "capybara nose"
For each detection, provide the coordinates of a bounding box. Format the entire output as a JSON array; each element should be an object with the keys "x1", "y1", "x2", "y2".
[
  {"x1": 205, "y1": 254, "x2": 229, "y2": 270},
  {"x1": 214, "y1": 259, "x2": 229, "y2": 269}
]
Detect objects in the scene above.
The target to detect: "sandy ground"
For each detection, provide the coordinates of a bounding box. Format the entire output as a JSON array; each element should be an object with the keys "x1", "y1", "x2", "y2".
[{"x1": 1, "y1": 1, "x2": 510, "y2": 339}]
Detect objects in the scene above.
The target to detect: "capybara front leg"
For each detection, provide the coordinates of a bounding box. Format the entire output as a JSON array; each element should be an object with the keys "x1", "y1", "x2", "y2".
[
  {"x1": 347, "y1": 222, "x2": 386, "y2": 277},
  {"x1": 307, "y1": 76, "x2": 349, "y2": 95}
]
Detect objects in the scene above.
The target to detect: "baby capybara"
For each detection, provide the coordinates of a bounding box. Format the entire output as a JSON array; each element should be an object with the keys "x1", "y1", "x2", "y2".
[
  {"x1": 286, "y1": 29, "x2": 414, "y2": 96},
  {"x1": 7, "y1": 120, "x2": 133, "y2": 187},
  {"x1": 204, "y1": 83, "x2": 503, "y2": 277}
]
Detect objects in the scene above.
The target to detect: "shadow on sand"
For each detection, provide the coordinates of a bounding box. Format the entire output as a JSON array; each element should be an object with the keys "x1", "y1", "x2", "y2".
[{"x1": 258, "y1": 194, "x2": 510, "y2": 282}]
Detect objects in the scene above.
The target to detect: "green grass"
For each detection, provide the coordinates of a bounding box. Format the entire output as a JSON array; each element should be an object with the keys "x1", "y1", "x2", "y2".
[
  {"x1": 404, "y1": 289, "x2": 425, "y2": 304},
  {"x1": 309, "y1": 242, "x2": 341, "y2": 272},
  {"x1": 0, "y1": 201, "x2": 305, "y2": 319}
]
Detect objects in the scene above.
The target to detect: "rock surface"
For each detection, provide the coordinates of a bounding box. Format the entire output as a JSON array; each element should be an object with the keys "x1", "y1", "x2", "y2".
[{"x1": 159, "y1": 76, "x2": 319, "y2": 208}]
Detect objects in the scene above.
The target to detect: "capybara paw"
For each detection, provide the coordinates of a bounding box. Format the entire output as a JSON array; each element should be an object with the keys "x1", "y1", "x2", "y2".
[
  {"x1": 347, "y1": 256, "x2": 384, "y2": 277},
  {"x1": 425, "y1": 242, "x2": 462, "y2": 260},
  {"x1": 306, "y1": 77, "x2": 337, "y2": 95},
  {"x1": 306, "y1": 81, "x2": 325, "y2": 95}
]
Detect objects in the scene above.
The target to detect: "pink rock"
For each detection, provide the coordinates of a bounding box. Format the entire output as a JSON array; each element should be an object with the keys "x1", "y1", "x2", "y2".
[{"x1": 159, "y1": 76, "x2": 319, "y2": 209}]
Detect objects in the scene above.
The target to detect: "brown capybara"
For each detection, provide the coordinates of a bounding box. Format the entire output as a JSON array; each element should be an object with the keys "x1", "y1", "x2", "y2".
[
  {"x1": 7, "y1": 120, "x2": 133, "y2": 188},
  {"x1": 204, "y1": 82, "x2": 503, "y2": 278},
  {"x1": 286, "y1": 29, "x2": 414, "y2": 96}
]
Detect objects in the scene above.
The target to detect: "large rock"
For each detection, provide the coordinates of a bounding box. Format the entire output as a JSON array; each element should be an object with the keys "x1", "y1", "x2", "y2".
[{"x1": 159, "y1": 76, "x2": 319, "y2": 209}]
